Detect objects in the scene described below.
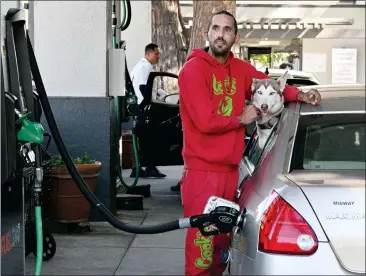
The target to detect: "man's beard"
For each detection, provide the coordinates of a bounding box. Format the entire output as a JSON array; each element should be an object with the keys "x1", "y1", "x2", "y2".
[{"x1": 209, "y1": 39, "x2": 233, "y2": 57}]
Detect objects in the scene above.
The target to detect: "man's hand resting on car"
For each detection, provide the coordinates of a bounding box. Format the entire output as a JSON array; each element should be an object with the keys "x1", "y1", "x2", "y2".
[{"x1": 297, "y1": 89, "x2": 322, "y2": 105}]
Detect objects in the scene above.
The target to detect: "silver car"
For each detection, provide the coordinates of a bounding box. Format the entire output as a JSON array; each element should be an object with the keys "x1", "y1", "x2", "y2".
[{"x1": 230, "y1": 84, "x2": 365, "y2": 275}]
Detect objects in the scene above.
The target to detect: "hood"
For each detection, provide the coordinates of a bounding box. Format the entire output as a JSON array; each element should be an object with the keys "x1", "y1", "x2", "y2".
[{"x1": 187, "y1": 47, "x2": 235, "y2": 68}]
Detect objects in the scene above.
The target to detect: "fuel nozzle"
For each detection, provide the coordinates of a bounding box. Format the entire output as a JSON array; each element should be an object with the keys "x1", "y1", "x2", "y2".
[
  {"x1": 188, "y1": 197, "x2": 246, "y2": 236},
  {"x1": 15, "y1": 109, "x2": 44, "y2": 144}
]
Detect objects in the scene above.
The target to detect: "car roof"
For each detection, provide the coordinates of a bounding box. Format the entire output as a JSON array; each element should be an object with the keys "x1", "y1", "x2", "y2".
[
  {"x1": 266, "y1": 69, "x2": 314, "y2": 79},
  {"x1": 299, "y1": 84, "x2": 365, "y2": 114},
  {"x1": 265, "y1": 69, "x2": 320, "y2": 84}
]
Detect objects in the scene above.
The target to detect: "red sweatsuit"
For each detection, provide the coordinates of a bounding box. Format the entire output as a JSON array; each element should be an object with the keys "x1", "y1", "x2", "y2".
[{"x1": 179, "y1": 48, "x2": 300, "y2": 276}]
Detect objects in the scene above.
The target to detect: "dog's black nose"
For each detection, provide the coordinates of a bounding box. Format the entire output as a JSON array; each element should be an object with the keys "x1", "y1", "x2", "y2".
[{"x1": 261, "y1": 104, "x2": 268, "y2": 110}]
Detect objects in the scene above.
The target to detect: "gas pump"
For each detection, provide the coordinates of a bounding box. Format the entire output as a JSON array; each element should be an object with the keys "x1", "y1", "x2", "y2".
[{"x1": 1, "y1": 8, "x2": 57, "y2": 275}]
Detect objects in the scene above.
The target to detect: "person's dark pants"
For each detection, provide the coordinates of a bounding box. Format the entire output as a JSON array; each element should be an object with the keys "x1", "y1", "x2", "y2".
[
  {"x1": 139, "y1": 122, "x2": 161, "y2": 169},
  {"x1": 133, "y1": 106, "x2": 166, "y2": 178}
]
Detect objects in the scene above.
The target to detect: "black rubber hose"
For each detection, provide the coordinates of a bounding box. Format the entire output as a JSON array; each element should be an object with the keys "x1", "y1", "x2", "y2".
[
  {"x1": 26, "y1": 33, "x2": 180, "y2": 234},
  {"x1": 120, "y1": 0, "x2": 131, "y2": 31}
]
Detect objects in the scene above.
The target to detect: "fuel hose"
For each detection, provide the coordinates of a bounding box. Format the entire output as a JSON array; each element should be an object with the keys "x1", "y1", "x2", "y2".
[
  {"x1": 26, "y1": 33, "x2": 184, "y2": 235},
  {"x1": 34, "y1": 206, "x2": 43, "y2": 275},
  {"x1": 112, "y1": 0, "x2": 140, "y2": 190}
]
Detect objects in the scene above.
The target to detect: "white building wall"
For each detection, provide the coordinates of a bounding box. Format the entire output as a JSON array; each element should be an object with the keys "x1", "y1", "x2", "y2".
[
  {"x1": 4, "y1": 2, "x2": 364, "y2": 90},
  {"x1": 32, "y1": 1, "x2": 110, "y2": 97},
  {"x1": 302, "y1": 38, "x2": 365, "y2": 84},
  {"x1": 121, "y1": 1, "x2": 152, "y2": 73}
]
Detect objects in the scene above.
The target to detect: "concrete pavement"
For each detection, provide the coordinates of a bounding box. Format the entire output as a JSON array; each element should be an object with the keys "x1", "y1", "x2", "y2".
[{"x1": 25, "y1": 166, "x2": 185, "y2": 275}]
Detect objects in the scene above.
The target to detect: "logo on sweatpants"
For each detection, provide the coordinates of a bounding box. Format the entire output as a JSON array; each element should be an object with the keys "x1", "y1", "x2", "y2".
[{"x1": 194, "y1": 229, "x2": 214, "y2": 269}]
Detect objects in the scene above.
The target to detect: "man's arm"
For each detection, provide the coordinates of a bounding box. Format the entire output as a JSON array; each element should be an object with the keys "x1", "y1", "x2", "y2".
[
  {"x1": 137, "y1": 64, "x2": 152, "y2": 97},
  {"x1": 179, "y1": 65, "x2": 241, "y2": 134},
  {"x1": 131, "y1": 63, "x2": 148, "y2": 105},
  {"x1": 245, "y1": 64, "x2": 301, "y2": 102}
]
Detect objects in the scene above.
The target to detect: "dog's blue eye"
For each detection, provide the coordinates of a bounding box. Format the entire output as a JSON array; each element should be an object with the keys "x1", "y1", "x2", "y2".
[{"x1": 270, "y1": 92, "x2": 275, "y2": 95}]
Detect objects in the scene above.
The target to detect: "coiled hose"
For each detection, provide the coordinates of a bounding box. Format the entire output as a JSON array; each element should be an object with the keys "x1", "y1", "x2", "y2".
[
  {"x1": 119, "y1": 0, "x2": 131, "y2": 31},
  {"x1": 113, "y1": 0, "x2": 140, "y2": 190},
  {"x1": 115, "y1": 98, "x2": 140, "y2": 189},
  {"x1": 27, "y1": 33, "x2": 181, "y2": 235}
]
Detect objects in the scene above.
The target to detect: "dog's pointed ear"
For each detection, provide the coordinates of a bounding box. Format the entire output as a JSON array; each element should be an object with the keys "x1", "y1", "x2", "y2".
[
  {"x1": 277, "y1": 70, "x2": 288, "y2": 93},
  {"x1": 251, "y1": 78, "x2": 259, "y2": 93}
]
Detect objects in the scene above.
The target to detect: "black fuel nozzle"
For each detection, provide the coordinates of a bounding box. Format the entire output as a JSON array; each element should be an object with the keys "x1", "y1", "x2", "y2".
[
  {"x1": 189, "y1": 197, "x2": 246, "y2": 236},
  {"x1": 189, "y1": 213, "x2": 214, "y2": 232}
]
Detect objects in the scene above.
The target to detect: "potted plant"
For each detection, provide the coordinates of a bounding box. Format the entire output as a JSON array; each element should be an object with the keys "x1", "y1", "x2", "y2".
[{"x1": 46, "y1": 153, "x2": 102, "y2": 223}]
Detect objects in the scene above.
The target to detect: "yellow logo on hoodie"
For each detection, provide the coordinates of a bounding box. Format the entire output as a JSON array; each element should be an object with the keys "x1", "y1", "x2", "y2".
[
  {"x1": 212, "y1": 75, "x2": 223, "y2": 95},
  {"x1": 213, "y1": 74, "x2": 236, "y2": 116},
  {"x1": 226, "y1": 76, "x2": 236, "y2": 95},
  {"x1": 212, "y1": 75, "x2": 236, "y2": 96},
  {"x1": 217, "y1": 96, "x2": 233, "y2": 116}
]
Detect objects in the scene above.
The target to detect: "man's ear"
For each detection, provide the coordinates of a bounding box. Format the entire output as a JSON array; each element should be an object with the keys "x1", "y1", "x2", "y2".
[
  {"x1": 202, "y1": 31, "x2": 208, "y2": 40},
  {"x1": 277, "y1": 70, "x2": 288, "y2": 93},
  {"x1": 251, "y1": 78, "x2": 259, "y2": 93},
  {"x1": 235, "y1": 34, "x2": 240, "y2": 44}
]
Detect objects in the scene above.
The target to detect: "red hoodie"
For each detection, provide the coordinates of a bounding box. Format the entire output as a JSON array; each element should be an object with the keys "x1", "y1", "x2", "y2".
[{"x1": 178, "y1": 49, "x2": 300, "y2": 172}]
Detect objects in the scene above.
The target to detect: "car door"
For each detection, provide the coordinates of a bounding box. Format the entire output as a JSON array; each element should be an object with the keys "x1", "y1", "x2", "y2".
[
  {"x1": 229, "y1": 125, "x2": 278, "y2": 274},
  {"x1": 237, "y1": 128, "x2": 277, "y2": 200},
  {"x1": 138, "y1": 72, "x2": 183, "y2": 167}
]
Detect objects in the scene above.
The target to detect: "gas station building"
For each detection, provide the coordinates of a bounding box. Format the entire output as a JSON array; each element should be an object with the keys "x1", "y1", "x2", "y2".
[{"x1": 1, "y1": 0, "x2": 365, "y2": 218}]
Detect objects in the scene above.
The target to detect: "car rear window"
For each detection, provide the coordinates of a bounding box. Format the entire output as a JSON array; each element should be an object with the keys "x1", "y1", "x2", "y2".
[
  {"x1": 286, "y1": 79, "x2": 319, "y2": 87},
  {"x1": 291, "y1": 113, "x2": 365, "y2": 171}
]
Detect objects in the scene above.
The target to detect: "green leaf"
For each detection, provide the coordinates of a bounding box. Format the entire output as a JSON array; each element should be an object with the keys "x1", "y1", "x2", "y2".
[{"x1": 44, "y1": 152, "x2": 97, "y2": 168}]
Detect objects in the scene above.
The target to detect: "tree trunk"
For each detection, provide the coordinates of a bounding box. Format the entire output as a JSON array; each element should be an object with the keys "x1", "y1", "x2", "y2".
[
  {"x1": 188, "y1": 1, "x2": 236, "y2": 54},
  {"x1": 151, "y1": 0, "x2": 187, "y2": 93}
]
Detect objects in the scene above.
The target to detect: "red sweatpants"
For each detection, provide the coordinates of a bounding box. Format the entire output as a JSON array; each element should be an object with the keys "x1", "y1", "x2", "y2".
[{"x1": 180, "y1": 168, "x2": 239, "y2": 276}]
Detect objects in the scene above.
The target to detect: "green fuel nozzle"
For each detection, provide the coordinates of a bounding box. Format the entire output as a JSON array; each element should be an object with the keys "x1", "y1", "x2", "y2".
[{"x1": 15, "y1": 110, "x2": 44, "y2": 144}]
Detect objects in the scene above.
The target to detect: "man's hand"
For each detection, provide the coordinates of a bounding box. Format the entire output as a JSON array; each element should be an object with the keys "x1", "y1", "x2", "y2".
[
  {"x1": 238, "y1": 104, "x2": 262, "y2": 126},
  {"x1": 297, "y1": 89, "x2": 322, "y2": 105}
]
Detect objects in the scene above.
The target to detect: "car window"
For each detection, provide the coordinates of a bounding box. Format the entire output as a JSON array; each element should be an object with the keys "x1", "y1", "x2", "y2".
[
  {"x1": 152, "y1": 75, "x2": 179, "y2": 104},
  {"x1": 291, "y1": 113, "x2": 365, "y2": 171},
  {"x1": 269, "y1": 77, "x2": 318, "y2": 87},
  {"x1": 286, "y1": 79, "x2": 319, "y2": 87},
  {"x1": 237, "y1": 124, "x2": 278, "y2": 191},
  {"x1": 163, "y1": 93, "x2": 179, "y2": 105},
  {"x1": 243, "y1": 123, "x2": 278, "y2": 172}
]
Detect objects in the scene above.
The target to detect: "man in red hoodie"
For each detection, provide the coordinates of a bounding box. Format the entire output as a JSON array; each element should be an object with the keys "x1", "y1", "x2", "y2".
[{"x1": 178, "y1": 10, "x2": 321, "y2": 276}]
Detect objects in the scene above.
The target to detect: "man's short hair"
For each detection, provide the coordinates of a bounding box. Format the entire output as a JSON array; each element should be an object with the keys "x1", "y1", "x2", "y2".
[
  {"x1": 208, "y1": 10, "x2": 238, "y2": 35},
  {"x1": 145, "y1": 43, "x2": 159, "y2": 55}
]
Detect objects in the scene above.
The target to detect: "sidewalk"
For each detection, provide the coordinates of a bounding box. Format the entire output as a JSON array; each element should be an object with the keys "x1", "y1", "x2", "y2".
[{"x1": 25, "y1": 166, "x2": 185, "y2": 275}]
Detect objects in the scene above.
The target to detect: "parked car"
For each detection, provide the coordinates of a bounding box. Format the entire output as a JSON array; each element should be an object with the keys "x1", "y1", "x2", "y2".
[
  {"x1": 229, "y1": 83, "x2": 365, "y2": 275},
  {"x1": 137, "y1": 70, "x2": 320, "y2": 167},
  {"x1": 264, "y1": 68, "x2": 320, "y2": 87}
]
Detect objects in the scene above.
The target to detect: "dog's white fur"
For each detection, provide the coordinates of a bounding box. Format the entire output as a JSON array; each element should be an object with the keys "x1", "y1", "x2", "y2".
[{"x1": 251, "y1": 70, "x2": 288, "y2": 149}]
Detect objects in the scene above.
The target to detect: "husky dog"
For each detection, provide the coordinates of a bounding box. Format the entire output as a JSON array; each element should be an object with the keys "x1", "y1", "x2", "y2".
[{"x1": 251, "y1": 70, "x2": 288, "y2": 149}]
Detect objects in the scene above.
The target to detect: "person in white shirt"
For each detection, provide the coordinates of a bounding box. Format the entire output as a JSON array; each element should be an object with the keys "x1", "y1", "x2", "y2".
[
  {"x1": 131, "y1": 44, "x2": 168, "y2": 105},
  {"x1": 129, "y1": 43, "x2": 166, "y2": 179}
]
